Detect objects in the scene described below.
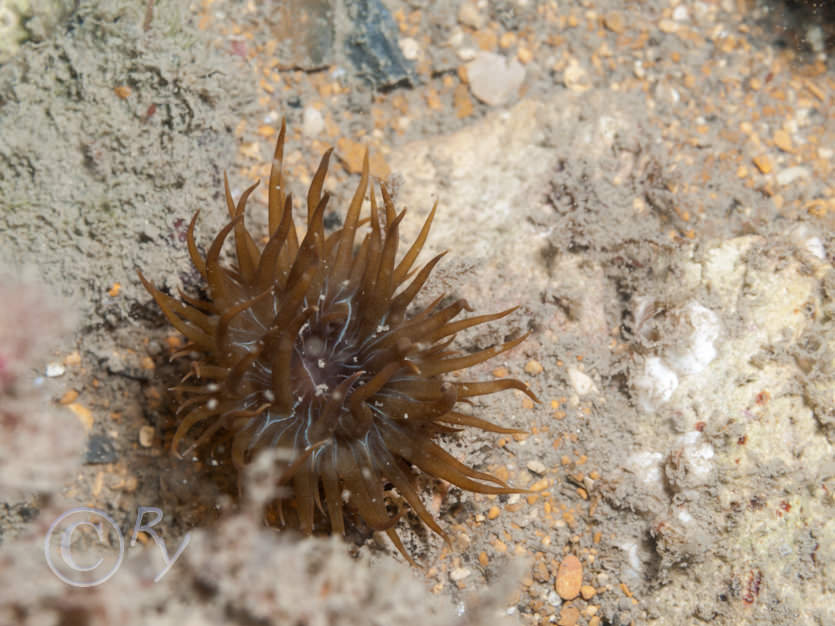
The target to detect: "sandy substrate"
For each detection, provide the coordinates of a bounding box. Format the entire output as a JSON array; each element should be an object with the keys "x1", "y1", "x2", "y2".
[{"x1": 1, "y1": 1, "x2": 833, "y2": 625}]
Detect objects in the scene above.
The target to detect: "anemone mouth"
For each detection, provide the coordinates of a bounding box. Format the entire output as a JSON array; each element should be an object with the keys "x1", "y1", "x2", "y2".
[{"x1": 139, "y1": 119, "x2": 538, "y2": 563}]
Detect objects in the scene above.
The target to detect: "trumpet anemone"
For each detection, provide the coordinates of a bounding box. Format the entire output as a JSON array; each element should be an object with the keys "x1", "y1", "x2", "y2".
[{"x1": 139, "y1": 121, "x2": 536, "y2": 562}]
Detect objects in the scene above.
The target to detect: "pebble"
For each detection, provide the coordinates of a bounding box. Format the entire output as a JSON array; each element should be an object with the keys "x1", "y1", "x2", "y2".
[
  {"x1": 454, "y1": 83, "x2": 474, "y2": 118},
  {"x1": 603, "y1": 12, "x2": 625, "y2": 34},
  {"x1": 302, "y1": 106, "x2": 324, "y2": 138},
  {"x1": 776, "y1": 166, "x2": 810, "y2": 186},
  {"x1": 59, "y1": 389, "x2": 79, "y2": 404},
  {"x1": 658, "y1": 19, "x2": 678, "y2": 34},
  {"x1": 633, "y1": 59, "x2": 646, "y2": 79},
  {"x1": 558, "y1": 605, "x2": 580, "y2": 626},
  {"x1": 525, "y1": 359, "x2": 544, "y2": 375},
  {"x1": 568, "y1": 367, "x2": 597, "y2": 395},
  {"x1": 68, "y1": 402, "x2": 94, "y2": 430},
  {"x1": 527, "y1": 459, "x2": 547, "y2": 475},
  {"x1": 467, "y1": 51, "x2": 525, "y2": 106},
  {"x1": 398, "y1": 37, "x2": 419, "y2": 61},
  {"x1": 268, "y1": 0, "x2": 335, "y2": 70},
  {"x1": 450, "y1": 567, "x2": 472, "y2": 582},
  {"x1": 752, "y1": 154, "x2": 772, "y2": 174},
  {"x1": 343, "y1": 0, "x2": 415, "y2": 89},
  {"x1": 562, "y1": 58, "x2": 591, "y2": 92},
  {"x1": 529, "y1": 478, "x2": 549, "y2": 491},
  {"x1": 517, "y1": 46, "x2": 533, "y2": 65},
  {"x1": 84, "y1": 434, "x2": 117, "y2": 465},
  {"x1": 556, "y1": 554, "x2": 583, "y2": 600},
  {"x1": 139, "y1": 425, "x2": 155, "y2": 447},
  {"x1": 773, "y1": 129, "x2": 793, "y2": 152},
  {"x1": 533, "y1": 560, "x2": 550, "y2": 583},
  {"x1": 457, "y1": 1, "x2": 486, "y2": 29},
  {"x1": 45, "y1": 362, "x2": 65, "y2": 378},
  {"x1": 336, "y1": 137, "x2": 390, "y2": 178},
  {"x1": 456, "y1": 46, "x2": 477, "y2": 62}
]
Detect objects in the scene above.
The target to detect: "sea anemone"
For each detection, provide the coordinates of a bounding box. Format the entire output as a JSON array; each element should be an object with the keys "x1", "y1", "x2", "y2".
[{"x1": 138, "y1": 121, "x2": 536, "y2": 562}]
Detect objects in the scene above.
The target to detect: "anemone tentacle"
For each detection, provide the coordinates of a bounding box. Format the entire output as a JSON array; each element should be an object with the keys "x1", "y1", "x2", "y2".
[{"x1": 140, "y1": 119, "x2": 537, "y2": 563}]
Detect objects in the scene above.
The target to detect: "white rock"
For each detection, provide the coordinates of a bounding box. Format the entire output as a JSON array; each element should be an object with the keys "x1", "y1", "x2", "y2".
[
  {"x1": 398, "y1": 37, "x2": 419, "y2": 61},
  {"x1": 450, "y1": 567, "x2": 471, "y2": 582},
  {"x1": 626, "y1": 451, "x2": 665, "y2": 488},
  {"x1": 302, "y1": 106, "x2": 324, "y2": 138},
  {"x1": 618, "y1": 540, "x2": 643, "y2": 577},
  {"x1": 563, "y1": 58, "x2": 592, "y2": 91},
  {"x1": 527, "y1": 459, "x2": 547, "y2": 475},
  {"x1": 789, "y1": 224, "x2": 826, "y2": 260},
  {"x1": 467, "y1": 51, "x2": 525, "y2": 106},
  {"x1": 676, "y1": 431, "x2": 715, "y2": 481},
  {"x1": 805, "y1": 237, "x2": 825, "y2": 260},
  {"x1": 665, "y1": 301, "x2": 720, "y2": 376},
  {"x1": 633, "y1": 356, "x2": 679, "y2": 412},
  {"x1": 776, "y1": 166, "x2": 810, "y2": 186},
  {"x1": 568, "y1": 366, "x2": 597, "y2": 395},
  {"x1": 458, "y1": 1, "x2": 487, "y2": 29},
  {"x1": 633, "y1": 59, "x2": 645, "y2": 79},
  {"x1": 456, "y1": 46, "x2": 477, "y2": 62},
  {"x1": 447, "y1": 28, "x2": 464, "y2": 48},
  {"x1": 45, "y1": 362, "x2": 65, "y2": 377}
]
